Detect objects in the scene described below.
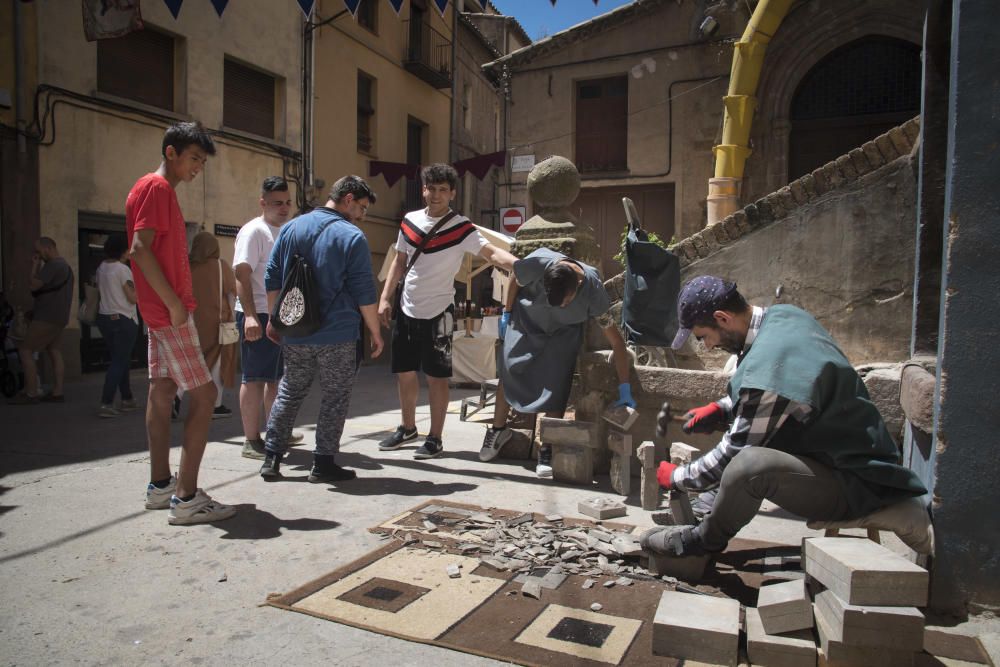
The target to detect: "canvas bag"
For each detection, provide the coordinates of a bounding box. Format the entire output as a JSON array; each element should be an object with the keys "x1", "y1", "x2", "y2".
[
  {"x1": 621, "y1": 218, "x2": 681, "y2": 348},
  {"x1": 217, "y1": 260, "x2": 239, "y2": 345}
]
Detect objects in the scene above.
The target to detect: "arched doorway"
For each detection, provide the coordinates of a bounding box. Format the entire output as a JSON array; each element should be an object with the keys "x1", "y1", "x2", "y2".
[{"x1": 788, "y1": 37, "x2": 921, "y2": 180}]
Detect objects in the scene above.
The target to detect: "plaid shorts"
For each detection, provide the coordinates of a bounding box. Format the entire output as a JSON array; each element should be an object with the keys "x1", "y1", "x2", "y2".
[{"x1": 147, "y1": 317, "x2": 213, "y2": 391}]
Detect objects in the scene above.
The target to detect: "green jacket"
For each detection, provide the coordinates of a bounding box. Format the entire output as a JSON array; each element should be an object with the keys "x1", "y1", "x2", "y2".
[{"x1": 728, "y1": 305, "x2": 926, "y2": 517}]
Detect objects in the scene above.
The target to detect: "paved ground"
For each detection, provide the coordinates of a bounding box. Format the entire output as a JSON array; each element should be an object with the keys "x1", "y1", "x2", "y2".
[{"x1": 1, "y1": 366, "x2": 996, "y2": 666}]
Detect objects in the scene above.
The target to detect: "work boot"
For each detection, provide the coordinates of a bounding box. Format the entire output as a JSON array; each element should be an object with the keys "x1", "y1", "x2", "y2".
[
  {"x1": 640, "y1": 525, "x2": 718, "y2": 557},
  {"x1": 259, "y1": 451, "x2": 282, "y2": 479},
  {"x1": 308, "y1": 454, "x2": 357, "y2": 483}
]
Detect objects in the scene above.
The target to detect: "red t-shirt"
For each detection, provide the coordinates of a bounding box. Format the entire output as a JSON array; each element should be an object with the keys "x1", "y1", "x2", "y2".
[{"x1": 125, "y1": 173, "x2": 196, "y2": 329}]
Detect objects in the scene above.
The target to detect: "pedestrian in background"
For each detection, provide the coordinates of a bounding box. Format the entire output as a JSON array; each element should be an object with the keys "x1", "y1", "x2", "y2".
[
  {"x1": 187, "y1": 231, "x2": 237, "y2": 419},
  {"x1": 9, "y1": 237, "x2": 74, "y2": 404},
  {"x1": 95, "y1": 234, "x2": 139, "y2": 417}
]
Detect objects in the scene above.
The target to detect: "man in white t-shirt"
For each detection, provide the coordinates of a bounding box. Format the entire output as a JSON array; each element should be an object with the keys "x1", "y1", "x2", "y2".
[
  {"x1": 233, "y1": 176, "x2": 294, "y2": 459},
  {"x1": 377, "y1": 164, "x2": 516, "y2": 459}
]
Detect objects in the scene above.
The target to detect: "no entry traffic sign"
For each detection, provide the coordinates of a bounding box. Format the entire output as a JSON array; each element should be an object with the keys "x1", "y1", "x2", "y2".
[{"x1": 500, "y1": 206, "x2": 525, "y2": 234}]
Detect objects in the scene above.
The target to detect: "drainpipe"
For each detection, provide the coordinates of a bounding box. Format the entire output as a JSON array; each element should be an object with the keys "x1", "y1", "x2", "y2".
[
  {"x1": 14, "y1": 0, "x2": 27, "y2": 154},
  {"x1": 707, "y1": 0, "x2": 794, "y2": 225}
]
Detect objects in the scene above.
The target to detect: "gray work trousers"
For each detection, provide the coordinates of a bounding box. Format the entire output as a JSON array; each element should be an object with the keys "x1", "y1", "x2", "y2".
[{"x1": 697, "y1": 447, "x2": 852, "y2": 550}]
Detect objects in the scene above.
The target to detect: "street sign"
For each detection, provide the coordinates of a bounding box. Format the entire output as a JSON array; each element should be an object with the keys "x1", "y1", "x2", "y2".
[
  {"x1": 500, "y1": 206, "x2": 526, "y2": 233},
  {"x1": 511, "y1": 155, "x2": 535, "y2": 172}
]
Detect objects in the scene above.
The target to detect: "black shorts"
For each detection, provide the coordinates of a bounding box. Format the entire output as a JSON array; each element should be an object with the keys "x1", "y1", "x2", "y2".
[{"x1": 391, "y1": 306, "x2": 454, "y2": 378}]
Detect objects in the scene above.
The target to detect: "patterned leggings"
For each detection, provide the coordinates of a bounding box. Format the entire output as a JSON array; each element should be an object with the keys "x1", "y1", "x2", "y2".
[{"x1": 265, "y1": 342, "x2": 358, "y2": 457}]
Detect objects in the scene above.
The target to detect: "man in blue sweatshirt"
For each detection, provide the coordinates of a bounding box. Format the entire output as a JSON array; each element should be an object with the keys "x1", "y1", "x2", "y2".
[{"x1": 259, "y1": 176, "x2": 384, "y2": 483}]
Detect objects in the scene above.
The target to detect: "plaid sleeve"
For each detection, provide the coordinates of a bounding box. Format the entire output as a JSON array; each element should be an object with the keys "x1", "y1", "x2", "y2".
[{"x1": 670, "y1": 389, "x2": 808, "y2": 492}]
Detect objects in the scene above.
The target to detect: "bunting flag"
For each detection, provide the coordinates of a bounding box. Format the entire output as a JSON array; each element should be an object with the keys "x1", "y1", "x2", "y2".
[
  {"x1": 387, "y1": 0, "x2": 404, "y2": 14},
  {"x1": 297, "y1": 0, "x2": 316, "y2": 18},
  {"x1": 343, "y1": 0, "x2": 362, "y2": 16},
  {"x1": 162, "y1": 0, "x2": 183, "y2": 19},
  {"x1": 432, "y1": 0, "x2": 449, "y2": 17},
  {"x1": 210, "y1": 0, "x2": 229, "y2": 17},
  {"x1": 453, "y1": 151, "x2": 506, "y2": 180},
  {"x1": 82, "y1": 0, "x2": 142, "y2": 41},
  {"x1": 369, "y1": 161, "x2": 421, "y2": 188}
]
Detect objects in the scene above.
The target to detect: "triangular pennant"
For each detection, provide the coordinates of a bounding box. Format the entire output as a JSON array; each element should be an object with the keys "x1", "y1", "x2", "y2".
[
  {"x1": 386, "y1": 0, "x2": 404, "y2": 15},
  {"x1": 210, "y1": 0, "x2": 229, "y2": 17},
  {"x1": 549, "y1": 0, "x2": 556, "y2": 5},
  {"x1": 162, "y1": 0, "x2": 183, "y2": 19},
  {"x1": 432, "y1": 0, "x2": 448, "y2": 17},
  {"x1": 343, "y1": 0, "x2": 362, "y2": 16},
  {"x1": 297, "y1": 0, "x2": 316, "y2": 18}
]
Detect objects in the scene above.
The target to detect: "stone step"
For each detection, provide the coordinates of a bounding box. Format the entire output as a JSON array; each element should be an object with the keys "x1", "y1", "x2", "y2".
[
  {"x1": 803, "y1": 537, "x2": 928, "y2": 606},
  {"x1": 815, "y1": 588, "x2": 924, "y2": 651},
  {"x1": 652, "y1": 590, "x2": 740, "y2": 666}
]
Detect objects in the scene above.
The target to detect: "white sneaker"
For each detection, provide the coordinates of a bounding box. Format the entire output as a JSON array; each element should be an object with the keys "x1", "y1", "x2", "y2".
[
  {"x1": 536, "y1": 463, "x2": 553, "y2": 479},
  {"x1": 98, "y1": 404, "x2": 120, "y2": 418},
  {"x1": 479, "y1": 426, "x2": 513, "y2": 462},
  {"x1": 145, "y1": 475, "x2": 177, "y2": 509},
  {"x1": 168, "y1": 490, "x2": 236, "y2": 525}
]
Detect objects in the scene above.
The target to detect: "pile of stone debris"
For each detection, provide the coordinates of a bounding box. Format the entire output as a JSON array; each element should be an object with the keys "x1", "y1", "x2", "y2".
[{"x1": 385, "y1": 505, "x2": 681, "y2": 591}]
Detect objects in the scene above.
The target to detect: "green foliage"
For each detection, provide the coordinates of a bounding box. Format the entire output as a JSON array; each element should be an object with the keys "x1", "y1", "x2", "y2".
[{"x1": 612, "y1": 227, "x2": 674, "y2": 266}]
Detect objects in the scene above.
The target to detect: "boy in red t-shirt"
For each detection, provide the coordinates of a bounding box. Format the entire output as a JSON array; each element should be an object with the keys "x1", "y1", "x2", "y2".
[{"x1": 126, "y1": 121, "x2": 235, "y2": 525}]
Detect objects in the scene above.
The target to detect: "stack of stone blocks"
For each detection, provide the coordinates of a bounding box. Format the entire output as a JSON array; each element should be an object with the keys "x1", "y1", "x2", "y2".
[{"x1": 651, "y1": 535, "x2": 994, "y2": 666}]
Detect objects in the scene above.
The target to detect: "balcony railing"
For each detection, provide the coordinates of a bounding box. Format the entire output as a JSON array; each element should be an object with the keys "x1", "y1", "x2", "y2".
[{"x1": 403, "y1": 20, "x2": 452, "y2": 89}]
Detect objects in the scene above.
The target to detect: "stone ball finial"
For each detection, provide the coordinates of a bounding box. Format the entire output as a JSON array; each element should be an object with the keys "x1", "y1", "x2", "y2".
[{"x1": 527, "y1": 156, "x2": 580, "y2": 209}]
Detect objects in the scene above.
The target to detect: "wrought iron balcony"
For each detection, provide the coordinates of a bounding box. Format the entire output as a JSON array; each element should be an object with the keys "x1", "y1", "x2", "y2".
[{"x1": 403, "y1": 20, "x2": 452, "y2": 89}]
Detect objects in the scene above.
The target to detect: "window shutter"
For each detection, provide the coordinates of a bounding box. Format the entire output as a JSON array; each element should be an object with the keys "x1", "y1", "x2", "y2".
[
  {"x1": 97, "y1": 29, "x2": 174, "y2": 111},
  {"x1": 224, "y1": 60, "x2": 276, "y2": 139}
]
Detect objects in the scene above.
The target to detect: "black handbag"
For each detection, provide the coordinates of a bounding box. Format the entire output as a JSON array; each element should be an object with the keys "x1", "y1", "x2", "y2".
[
  {"x1": 270, "y1": 215, "x2": 339, "y2": 338},
  {"x1": 391, "y1": 210, "x2": 457, "y2": 320}
]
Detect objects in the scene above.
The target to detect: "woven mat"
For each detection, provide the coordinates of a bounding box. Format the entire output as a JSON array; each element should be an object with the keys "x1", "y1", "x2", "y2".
[{"x1": 265, "y1": 500, "x2": 798, "y2": 667}]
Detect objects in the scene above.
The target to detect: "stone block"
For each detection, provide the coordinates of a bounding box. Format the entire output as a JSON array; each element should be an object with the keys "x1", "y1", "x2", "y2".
[
  {"x1": 552, "y1": 443, "x2": 593, "y2": 485},
  {"x1": 674, "y1": 239, "x2": 696, "y2": 263},
  {"x1": 875, "y1": 132, "x2": 901, "y2": 162},
  {"x1": 803, "y1": 537, "x2": 929, "y2": 607},
  {"x1": 860, "y1": 365, "x2": 904, "y2": 443},
  {"x1": 670, "y1": 442, "x2": 699, "y2": 466},
  {"x1": 578, "y1": 497, "x2": 626, "y2": 520},
  {"x1": 652, "y1": 590, "x2": 740, "y2": 666},
  {"x1": 849, "y1": 147, "x2": 873, "y2": 176},
  {"x1": 722, "y1": 214, "x2": 743, "y2": 241},
  {"x1": 502, "y1": 428, "x2": 534, "y2": 460},
  {"x1": 646, "y1": 552, "x2": 710, "y2": 581},
  {"x1": 836, "y1": 154, "x2": 858, "y2": 181},
  {"x1": 923, "y1": 625, "x2": 992, "y2": 664},
  {"x1": 777, "y1": 185, "x2": 798, "y2": 213},
  {"x1": 822, "y1": 161, "x2": 846, "y2": 189},
  {"x1": 789, "y1": 179, "x2": 809, "y2": 205},
  {"x1": 744, "y1": 202, "x2": 762, "y2": 226},
  {"x1": 815, "y1": 600, "x2": 916, "y2": 667},
  {"x1": 709, "y1": 221, "x2": 731, "y2": 244},
  {"x1": 608, "y1": 432, "x2": 633, "y2": 496},
  {"x1": 815, "y1": 589, "x2": 924, "y2": 651},
  {"x1": 756, "y1": 197, "x2": 777, "y2": 223},
  {"x1": 862, "y1": 141, "x2": 885, "y2": 170},
  {"x1": 690, "y1": 232, "x2": 709, "y2": 258},
  {"x1": 746, "y1": 607, "x2": 817, "y2": 667},
  {"x1": 799, "y1": 173, "x2": 818, "y2": 199},
  {"x1": 539, "y1": 417, "x2": 595, "y2": 448},
  {"x1": 900, "y1": 363, "x2": 935, "y2": 433},
  {"x1": 902, "y1": 117, "x2": 920, "y2": 143},
  {"x1": 638, "y1": 442, "x2": 659, "y2": 510},
  {"x1": 810, "y1": 168, "x2": 830, "y2": 195},
  {"x1": 701, "y1": 228, "x2": 722, "y2": 254},
  {"x1": 730, "y1": 208, "x2": 750, "y2": 233},
  {"x1": 888, "y1": 127, "x2": 912, "y2": 157},
  {"x1": 758, "y1": 580, "x2": 814, "y2": 635},
  {"x1": 603, "y1": 404, "x2": 638, "y2": 431}
]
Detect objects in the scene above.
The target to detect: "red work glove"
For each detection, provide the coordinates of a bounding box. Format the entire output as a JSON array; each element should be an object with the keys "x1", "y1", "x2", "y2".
[
  {"x1": 656, "y1": 461, "x2": 677, "y2": 490},
  {"x1": 682, "y1": 401, "x2": 725, "y2": 434}
]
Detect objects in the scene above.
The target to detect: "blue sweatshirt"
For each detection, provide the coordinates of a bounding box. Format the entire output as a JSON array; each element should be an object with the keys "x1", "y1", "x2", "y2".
[{"x1": 264, "y1": 207, "x2": 376, "y2": 345}]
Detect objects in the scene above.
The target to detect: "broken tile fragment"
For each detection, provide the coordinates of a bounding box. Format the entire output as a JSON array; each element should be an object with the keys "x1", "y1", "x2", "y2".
[
  {"x1": 602, "y1": 579, "x2": 616, "y2": 588},
  {"x1": 582, "y1": 578, "x2": 596, "y2": 589},
  {"x1": 521, "y1": 580, "x2": 541, "y2": 599},
  {"x1": 590, "y1": 602, "x2": 603, "y2": 612},
  {"x1": 578, "y1": 497, "x2": 627, "y2": 520},
  {"x1": 446, "y1": 564, "x2": 461, "y2": 578}
]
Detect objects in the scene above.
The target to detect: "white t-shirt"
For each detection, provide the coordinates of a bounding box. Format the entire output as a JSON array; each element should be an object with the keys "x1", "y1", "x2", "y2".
[
  {"x1": 233, "y1": 215, "x2": 282, "y2": 314},
  {"x1": 395, "y1": 209, "x2": 487, "y2": 319},
  {"x1": 96, "y1": 260, "x2": 138, "y2": 321}
]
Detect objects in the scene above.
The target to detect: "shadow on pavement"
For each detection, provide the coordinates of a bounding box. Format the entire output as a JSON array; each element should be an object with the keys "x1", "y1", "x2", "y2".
[
  {"x1": 214, "y1": 504, "x2": 341, "y2": 540},
  {"x1": 326, "y1": 477, "x2": 477, "y2": 497}
]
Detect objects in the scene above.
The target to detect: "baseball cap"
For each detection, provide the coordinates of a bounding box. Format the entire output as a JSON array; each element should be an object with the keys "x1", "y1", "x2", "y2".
[{"x1": 671, "y1": 276, "x2": 738, "y2": 349}]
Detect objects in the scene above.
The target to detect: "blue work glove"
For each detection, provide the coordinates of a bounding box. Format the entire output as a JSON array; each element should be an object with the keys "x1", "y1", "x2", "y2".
[
  {"x1": 613, "y1": 382, "x2": 636, "y2": 408},
  {"x1": 499, "y1": 310, "x2": 511, "y2": 339}
]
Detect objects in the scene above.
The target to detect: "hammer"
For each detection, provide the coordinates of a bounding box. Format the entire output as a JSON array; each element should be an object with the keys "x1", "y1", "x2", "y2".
[{"x1": 656, "y1": 402, "x2": 699, "y2": 526}]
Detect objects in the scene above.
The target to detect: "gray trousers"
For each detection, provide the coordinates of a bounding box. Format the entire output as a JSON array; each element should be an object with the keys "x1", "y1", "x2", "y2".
[
  {"x1": 265, "y1": 342, "x2": 357, "y2": 457},
  {"x1": 697, "y1": 447, "x2": 852, "y2": 550}
]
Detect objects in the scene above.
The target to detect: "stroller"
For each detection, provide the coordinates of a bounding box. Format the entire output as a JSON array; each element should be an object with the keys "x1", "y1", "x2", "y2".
[{"x1": 0, "y1": 292, "x2": 23, "y2": 397}]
